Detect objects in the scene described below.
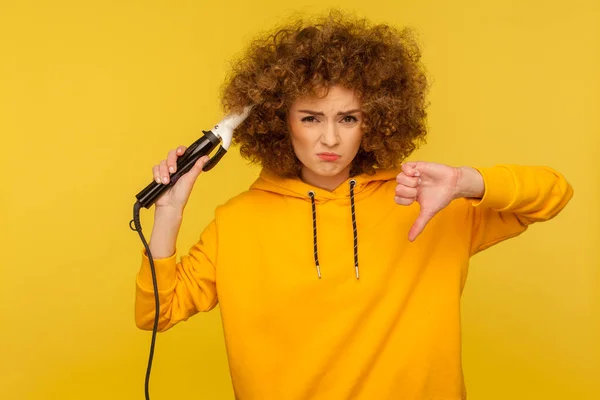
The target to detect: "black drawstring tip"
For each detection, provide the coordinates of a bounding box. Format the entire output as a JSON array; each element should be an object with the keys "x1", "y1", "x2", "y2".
[{"x1": 355, "y1": 266, "x2": 360, "y2": 280}]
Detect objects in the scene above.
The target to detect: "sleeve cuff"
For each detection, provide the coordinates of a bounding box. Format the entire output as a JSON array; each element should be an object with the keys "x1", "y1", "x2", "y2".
[
  {"x1": 468, "y1": 165, "x2": 518, "y2": 210},
  {"x1": 137, "y1": 248, "x2": 178, "y2": 290}
]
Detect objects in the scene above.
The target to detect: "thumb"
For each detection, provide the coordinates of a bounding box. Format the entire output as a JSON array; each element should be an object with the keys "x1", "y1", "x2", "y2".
[
  {"x1": 408, "y1": 209, "x2": 435, "y2": 242},
  {"x1": 191, "y1": 155, "x2": 211, "y2": 178},
  {"x1": 179, "y1": 155, "x2": 210, "y2": 185}
]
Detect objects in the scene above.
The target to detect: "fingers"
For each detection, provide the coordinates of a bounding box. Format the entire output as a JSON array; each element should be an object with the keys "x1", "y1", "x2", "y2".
[
  {"x1": 159, "y1": 160, "x2": 169, "y2": 184},
  {"x1": 395, "y1": 184, "x2": 417, "y2": 199},
  {"x1": 166, "y1": 146, "x2": 188, "y2": 173},
  {"x1": 394, "y1": 184, "x2": 417, "y2": 205},
  {"x1": 152, "y1": 165, "x2": 161, "y2": 184},
  {"x1": 394, "y1": 170, "x2": 421, "y2": 206},
  {"x1": 166, "y1": 150, "x2": 178, "y2": 174},
  {"x1": 401, "y1": 162, "x2": 420, "y2": 177},
  {"x1": 152, "y1": 145, "x2": 187, "y2": 185},
  {"x1": 394, "y1": 195, "x2": 415, "y2": 206},
  {"x1": 396, "y1": 172, "x2": 421, "y2": 188},
  {"x1": 176, "y1": 145, "x2": 187, "y2": 155}
]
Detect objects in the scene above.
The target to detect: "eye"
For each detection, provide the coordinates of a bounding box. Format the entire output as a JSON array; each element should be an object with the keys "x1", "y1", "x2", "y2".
[
  {"x1": 341, "y1": 115, "x2": 358, "y2": 123},
  {"x1": 301, "y1": 116, "x2": 319, "y2": 123}
]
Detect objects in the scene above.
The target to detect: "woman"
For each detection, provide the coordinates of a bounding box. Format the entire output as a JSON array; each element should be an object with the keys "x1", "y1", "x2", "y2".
[{"x1": 134, "y1": 12, "x2": 574, "y2": 400}]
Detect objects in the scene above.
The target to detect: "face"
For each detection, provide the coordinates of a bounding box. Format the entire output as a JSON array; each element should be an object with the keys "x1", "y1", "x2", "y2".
[{"x1": 287, "y1": 85, "x2": 364, "y2": 191}]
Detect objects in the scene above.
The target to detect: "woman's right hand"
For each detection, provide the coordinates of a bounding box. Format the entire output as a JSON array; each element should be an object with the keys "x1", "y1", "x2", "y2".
[{"x1": 151, "y1": 145, "x2": 210, "y2": 212}]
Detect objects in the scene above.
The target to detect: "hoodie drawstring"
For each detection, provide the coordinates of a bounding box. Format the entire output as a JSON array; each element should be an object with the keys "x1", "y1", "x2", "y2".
[
  {"x1": 308, "y1": 190, "x2": 321, "y2": 279},
  {"x1": 349, "y1": 179, "x2": 359, "y2": 279},
  {"x1": 307, "y1": 179, "x2": 359, "y2": 280}
]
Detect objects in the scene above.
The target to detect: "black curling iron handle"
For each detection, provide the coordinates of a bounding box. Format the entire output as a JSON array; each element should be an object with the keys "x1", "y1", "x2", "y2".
[{"x1": 135, "y1": 131, "x2": 221, "y2": 209}]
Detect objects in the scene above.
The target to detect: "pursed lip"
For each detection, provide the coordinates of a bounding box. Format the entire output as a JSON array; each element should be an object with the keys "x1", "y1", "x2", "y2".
[{"x1": 317, "y1": 152, "x2": 341, "y2": 161}]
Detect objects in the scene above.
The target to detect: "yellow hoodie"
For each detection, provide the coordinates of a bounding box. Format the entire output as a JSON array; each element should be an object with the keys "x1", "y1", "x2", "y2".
[{"x1": 135, "y1": 164, "x2": 573, "y2": 400}]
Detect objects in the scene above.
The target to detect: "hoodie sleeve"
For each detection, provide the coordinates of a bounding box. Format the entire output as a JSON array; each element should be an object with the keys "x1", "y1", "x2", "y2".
[
  {"x1": 134, "y1": 218, "x2": 219, "y2": 332},
  {"x1": 466, "y1": 164, "x2": 574, "y2": 256}
]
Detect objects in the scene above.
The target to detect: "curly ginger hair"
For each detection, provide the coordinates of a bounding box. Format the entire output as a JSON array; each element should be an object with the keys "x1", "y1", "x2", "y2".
[{"x1": 220, "y1": 10, "x2": 429, "y2": 177}]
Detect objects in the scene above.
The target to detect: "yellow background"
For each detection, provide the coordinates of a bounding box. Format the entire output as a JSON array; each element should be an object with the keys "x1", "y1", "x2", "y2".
[{"x1": 1, "y1": 0, "x2": 598, "y2": 399}]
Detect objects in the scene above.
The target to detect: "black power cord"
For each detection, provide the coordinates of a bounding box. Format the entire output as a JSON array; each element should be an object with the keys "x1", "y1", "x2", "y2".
[{"x1": 130, "y1": 200, "x2": 159, "y2": 400}]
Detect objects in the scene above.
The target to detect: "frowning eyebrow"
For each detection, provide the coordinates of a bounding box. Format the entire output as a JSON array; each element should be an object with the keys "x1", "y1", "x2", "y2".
[{"x1": 297, "y1": 109, "x2": 361, "y2": 116}]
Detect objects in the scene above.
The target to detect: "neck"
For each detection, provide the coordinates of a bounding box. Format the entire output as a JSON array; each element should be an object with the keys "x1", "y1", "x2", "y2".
[{"x1": 300, "y1": 165, "x2": 351, "y2": 192}]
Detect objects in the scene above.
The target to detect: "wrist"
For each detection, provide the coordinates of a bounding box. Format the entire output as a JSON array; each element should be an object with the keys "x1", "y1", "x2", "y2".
[
  {"x1": 154, "y1": 205, "x2": 184, "y2": 222},
  {"x1": 453, "y1": 166, "x2": 485, "y2": 200},
  {"x1": 149, "y1": 206, "x2": 183, "y2": 259}
]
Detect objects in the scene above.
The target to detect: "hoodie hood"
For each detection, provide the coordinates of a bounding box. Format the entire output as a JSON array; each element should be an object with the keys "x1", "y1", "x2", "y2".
[
  {"x1": 250, "y1": 167, "x2": 401, "y2": 202},
  {"x1": 249, "y1": 167, "x2": 402, "y2": 279}
]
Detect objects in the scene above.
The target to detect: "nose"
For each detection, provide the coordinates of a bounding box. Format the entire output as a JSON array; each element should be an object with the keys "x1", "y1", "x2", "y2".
[{"x1": 319, "y1": 121, "x2": 340, "y2": 147}]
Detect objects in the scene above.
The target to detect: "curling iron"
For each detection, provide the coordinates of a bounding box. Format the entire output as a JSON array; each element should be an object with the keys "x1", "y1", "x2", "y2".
[
  {"x1": 129, "y1": 106, "x2": 252, "y2": 400},
  {"x1": 135, "y1": 105, "x2": 253, "y2": 208}
]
